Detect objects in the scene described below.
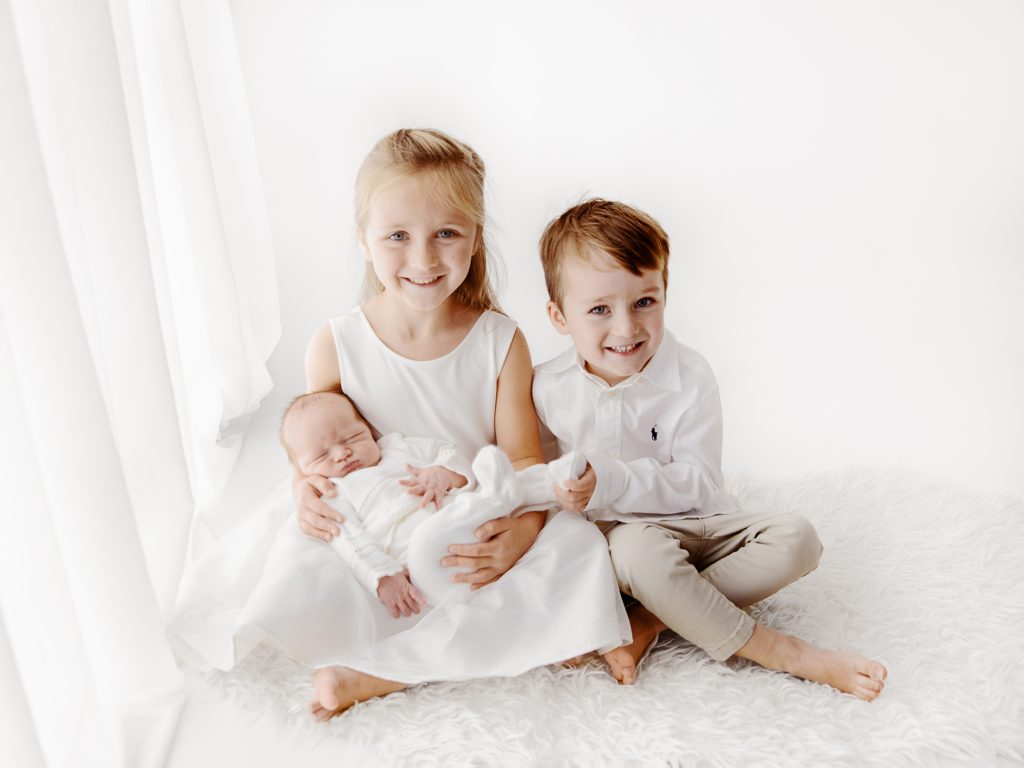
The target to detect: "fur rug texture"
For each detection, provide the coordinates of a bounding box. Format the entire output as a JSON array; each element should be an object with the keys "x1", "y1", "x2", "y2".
[{"x1": 202, "y1": 469, "x2": 1024, "y2": 767}]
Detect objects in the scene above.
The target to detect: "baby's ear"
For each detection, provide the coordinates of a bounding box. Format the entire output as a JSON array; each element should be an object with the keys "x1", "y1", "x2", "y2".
[{"x1": 546, "y1": 300, "x2": 570, "y2": 335}]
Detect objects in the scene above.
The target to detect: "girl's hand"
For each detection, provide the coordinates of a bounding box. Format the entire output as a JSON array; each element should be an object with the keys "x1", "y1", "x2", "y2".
[
  {"x1": 377, "y1": 571, "x2": 427, "y2": 618},
  {"x1": 293, "y1": 474, "x2": 344, "y2": 542},
  {"x1": 399, "y1": 464, "x2": 468, "y2": 509},
  {"x1": 441, "y1": 510, "x2": 545, "y2": 590},
  {"x1": 552, "y1": 464, "x2": 596, "y2": 512}
]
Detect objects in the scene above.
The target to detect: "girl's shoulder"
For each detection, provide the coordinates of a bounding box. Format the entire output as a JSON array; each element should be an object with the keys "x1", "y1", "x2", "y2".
[
  {"x1": 305, "y1": 322, "x2": 341, "y2": 392},
  {"x1": 306, "y1": 308, "x2": 368, "y2": 392}
]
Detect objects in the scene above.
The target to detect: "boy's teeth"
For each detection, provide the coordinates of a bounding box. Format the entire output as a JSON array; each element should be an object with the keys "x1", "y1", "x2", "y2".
[{"x1": 609, "y1": 342, "x2": 640, "y2": 353}]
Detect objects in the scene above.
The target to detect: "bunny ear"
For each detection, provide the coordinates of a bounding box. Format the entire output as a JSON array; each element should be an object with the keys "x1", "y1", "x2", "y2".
[{"x1": 469, "y1": 446, "x2": 522, "y2": 509}]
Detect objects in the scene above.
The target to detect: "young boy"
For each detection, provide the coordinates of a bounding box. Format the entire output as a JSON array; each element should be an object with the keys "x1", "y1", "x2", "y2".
[{"x1": 533, "y1": 199, "x2": 887, "y2": 701}]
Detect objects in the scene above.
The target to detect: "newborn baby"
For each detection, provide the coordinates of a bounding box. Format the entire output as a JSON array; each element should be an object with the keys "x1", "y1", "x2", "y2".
[{"x1": 280, "y1": 391, "x2": 584, "y2": 617}]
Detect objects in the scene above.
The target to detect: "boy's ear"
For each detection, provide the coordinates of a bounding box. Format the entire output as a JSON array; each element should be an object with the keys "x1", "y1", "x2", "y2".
[{"x1": 546, "y1": 300, "x2": 570, "y2": 336}]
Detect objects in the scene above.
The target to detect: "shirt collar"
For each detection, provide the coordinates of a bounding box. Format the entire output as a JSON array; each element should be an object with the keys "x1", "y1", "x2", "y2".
[
  {"x1": 636, "y1": 329, "x2": 683, "y2": 391},
  {"x1": 550, "y1": 330, "x2": 683, "y2": 391}
]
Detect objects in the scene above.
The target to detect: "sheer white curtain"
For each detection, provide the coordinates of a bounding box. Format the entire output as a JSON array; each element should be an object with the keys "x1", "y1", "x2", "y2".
[{"x1": 0, "y1": 0, "x2": 278, "y2": 765}]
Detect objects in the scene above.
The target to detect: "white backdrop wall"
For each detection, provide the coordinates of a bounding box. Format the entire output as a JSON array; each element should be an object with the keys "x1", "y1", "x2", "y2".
[{"x1": 229, "y1": 0, "x2": 1024, "y2": 499}]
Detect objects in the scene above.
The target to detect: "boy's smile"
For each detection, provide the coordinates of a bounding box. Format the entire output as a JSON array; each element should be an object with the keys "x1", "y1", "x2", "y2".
[{"x1": 547, "y1": 252, "x2": 666, "y2": 386}]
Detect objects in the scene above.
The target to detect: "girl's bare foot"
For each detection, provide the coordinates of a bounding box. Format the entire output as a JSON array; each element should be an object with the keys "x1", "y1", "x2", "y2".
[
  {"x1": 559, "y1": 651, "x2": 598, "y2": 668},
  {"x1": 309, "y1": 666, "x2": 407, "y2": 720},
  {"x1": 602, "y1": 603, "x2": 667, "y2": 685},
  {"x1": 737, "y1": 623, "x2": 888, "y2": 701}
]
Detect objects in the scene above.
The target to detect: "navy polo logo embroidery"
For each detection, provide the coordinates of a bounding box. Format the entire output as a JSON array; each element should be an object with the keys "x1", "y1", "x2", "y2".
[{"x1": 651, "y1": 425, "x2": 658, "y2": 442}]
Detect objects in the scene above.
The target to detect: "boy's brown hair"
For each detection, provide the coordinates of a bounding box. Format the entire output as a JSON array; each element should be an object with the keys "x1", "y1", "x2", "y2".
[{"x1": 538, "y1": 198, "x2": 670, "y2": 305}]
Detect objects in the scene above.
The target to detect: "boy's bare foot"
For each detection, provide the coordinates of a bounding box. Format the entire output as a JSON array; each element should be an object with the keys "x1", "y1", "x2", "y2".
[
  {"x1": 602, "y1": 646, "x2": 638, "y2": 685},
  {"x1": 737, "y1": 624, "x2": 888, "y2": 701},
  {"x1": 602, "y1": 603, "x2": 667, "y2": 685},
  {"x1": 309, "y1": 666, "x2": 407, "y2": 720}
]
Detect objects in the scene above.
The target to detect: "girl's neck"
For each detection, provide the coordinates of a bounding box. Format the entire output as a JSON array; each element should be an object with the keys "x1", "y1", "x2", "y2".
[{"x1": 362, "y1": 293, "x2": 481, "y2": 360}]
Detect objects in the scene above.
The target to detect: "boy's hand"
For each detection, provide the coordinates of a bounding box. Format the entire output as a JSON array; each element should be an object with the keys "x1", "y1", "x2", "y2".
[
  {"x1": 293, "y1": 474, "x2": 345, "y2": 542},
  {"x1": 553, "y1": 464, "x2": 596, "y2": 512},
  {"x1": 399, "y1": 464, "x2": 468, "y2": 509},
  {"x1": 442, "y1": 510, "x2": 545, "y2": 590},
  {"x1": 376, "y1": 571, "x2": 427, "y2": 618}
]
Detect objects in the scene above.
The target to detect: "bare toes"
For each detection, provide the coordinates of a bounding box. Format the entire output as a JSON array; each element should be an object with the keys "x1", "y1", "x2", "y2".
[{"x1": 857, "y1": 659, "x2": 887, "y2": 681}]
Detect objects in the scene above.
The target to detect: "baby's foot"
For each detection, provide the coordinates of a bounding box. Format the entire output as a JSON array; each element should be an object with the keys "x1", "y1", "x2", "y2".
[
  {"x1": 309, "y1": 666, "x2": 407, "y2": 721},
  {"x1": 745, "y1": 626, "x2": 888, "y2": 701}
]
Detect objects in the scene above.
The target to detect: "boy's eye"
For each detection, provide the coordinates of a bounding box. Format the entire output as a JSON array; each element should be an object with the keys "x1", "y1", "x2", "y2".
[
  {"x1": 388, "y1": 232, "x2": 408, "y2": 241},
  {"x1": 636, "y1": 297, "x2": 655, "y2": 309},
  {"x1": 588, "y1": 305, "x2": 610, "y2": 316}
]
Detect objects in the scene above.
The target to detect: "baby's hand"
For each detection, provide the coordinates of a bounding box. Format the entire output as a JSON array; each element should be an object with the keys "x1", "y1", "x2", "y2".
[
  {"x1": 399, "y1": 464, "x2": 468, "y2": 509},
  {"x1": 376, "y1": 571, "x2": 427, "y2": 619},
  {"x1": 553, "y1": 463, "x2": 596, "y2": 513}
]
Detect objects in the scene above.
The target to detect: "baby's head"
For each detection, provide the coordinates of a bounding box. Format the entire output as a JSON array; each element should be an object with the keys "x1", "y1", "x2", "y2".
[
  {"x1": 355, "y1": 128, "x2": 499, "y2": 313},
  {"x1": 279, "y1": 391, "x2": 381, "y2": 478},
  {"x1": 539, "y1": 199, "x2": 670, "y2": 386}
]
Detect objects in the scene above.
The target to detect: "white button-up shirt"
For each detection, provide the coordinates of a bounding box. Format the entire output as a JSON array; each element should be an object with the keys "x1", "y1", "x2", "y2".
[{"x1": 533, "y1": 331, "x2": 737, "y2": 522}]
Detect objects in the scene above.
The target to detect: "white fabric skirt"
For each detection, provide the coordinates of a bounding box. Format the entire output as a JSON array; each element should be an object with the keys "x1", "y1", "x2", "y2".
[{"x1": 170, "y1": 480, "x2": 630, "y2": 684}]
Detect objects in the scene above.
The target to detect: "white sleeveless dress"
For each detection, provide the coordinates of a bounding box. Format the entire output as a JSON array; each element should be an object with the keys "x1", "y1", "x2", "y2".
[{"x1": 170, "y1": 308, "x2": 630, "y2": 684}]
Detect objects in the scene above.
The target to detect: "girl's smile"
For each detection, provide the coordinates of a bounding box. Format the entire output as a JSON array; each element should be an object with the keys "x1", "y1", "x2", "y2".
[{"x1": 361, "y1": 173, "x2": 478, "y2": 313}]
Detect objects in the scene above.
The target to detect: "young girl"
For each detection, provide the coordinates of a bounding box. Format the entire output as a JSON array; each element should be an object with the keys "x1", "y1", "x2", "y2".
[{"x1": 170, "y1": 129, "x2": 635, "y2": 716}]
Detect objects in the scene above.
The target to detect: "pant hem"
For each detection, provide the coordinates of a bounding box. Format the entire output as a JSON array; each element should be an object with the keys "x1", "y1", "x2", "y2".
[{"x1": 704, "y1": 611, "x2": 755, "y2": 661}]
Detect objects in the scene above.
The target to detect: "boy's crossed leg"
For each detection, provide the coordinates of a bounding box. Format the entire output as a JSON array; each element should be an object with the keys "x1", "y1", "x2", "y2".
[{"x1": 606, "y1": 513, "x2": 888, "y2": 701}]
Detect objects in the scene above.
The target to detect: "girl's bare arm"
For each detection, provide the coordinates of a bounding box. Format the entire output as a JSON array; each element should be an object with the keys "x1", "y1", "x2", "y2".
[
  {"x1": 293, "y1": 324, "x2": 346, "y2": 541},
  {"x1": 444, "y1": 329, "x2": 546, "y2": 588}
]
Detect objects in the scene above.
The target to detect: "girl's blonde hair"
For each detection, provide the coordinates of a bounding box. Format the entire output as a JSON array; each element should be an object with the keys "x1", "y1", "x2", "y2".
[{"x1": 355, "y1": 128, "x2": 501, "y2": 313}]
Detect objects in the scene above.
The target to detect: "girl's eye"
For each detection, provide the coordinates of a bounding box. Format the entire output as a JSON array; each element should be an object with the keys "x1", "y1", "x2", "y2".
[
  {"x1": 388, "y1": 232, "x2": 408, "y2": 241},
  {"x1": 636, "y1": 297, "x2": 655, "y2": 309},
  {"x1": 588, "y1": 305, "x2": 610, "y2": 316},
  {"x1": 437, "y1": 229, "x2": 457, "y2": 239}
]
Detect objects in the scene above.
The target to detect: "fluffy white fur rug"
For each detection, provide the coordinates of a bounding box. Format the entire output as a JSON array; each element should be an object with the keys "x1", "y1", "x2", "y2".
[{"x1": 202, "y1": 470, "x2": 1024, "y2": 767}]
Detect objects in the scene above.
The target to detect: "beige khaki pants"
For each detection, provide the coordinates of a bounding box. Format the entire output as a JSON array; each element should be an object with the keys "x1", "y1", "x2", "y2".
[{"x1": 605, "y1": 508, "x2": 822, "y2": 661}]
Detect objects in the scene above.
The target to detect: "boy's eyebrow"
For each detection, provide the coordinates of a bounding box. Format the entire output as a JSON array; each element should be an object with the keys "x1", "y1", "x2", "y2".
[{"x1": 578, "y1": 284, "x2": 664, "y2": 303}]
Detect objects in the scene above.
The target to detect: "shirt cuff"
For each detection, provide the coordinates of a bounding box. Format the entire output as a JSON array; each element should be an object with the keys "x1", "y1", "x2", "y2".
[{"x1": 584, "y1": 454, "x2": 626, "y2": 516}]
